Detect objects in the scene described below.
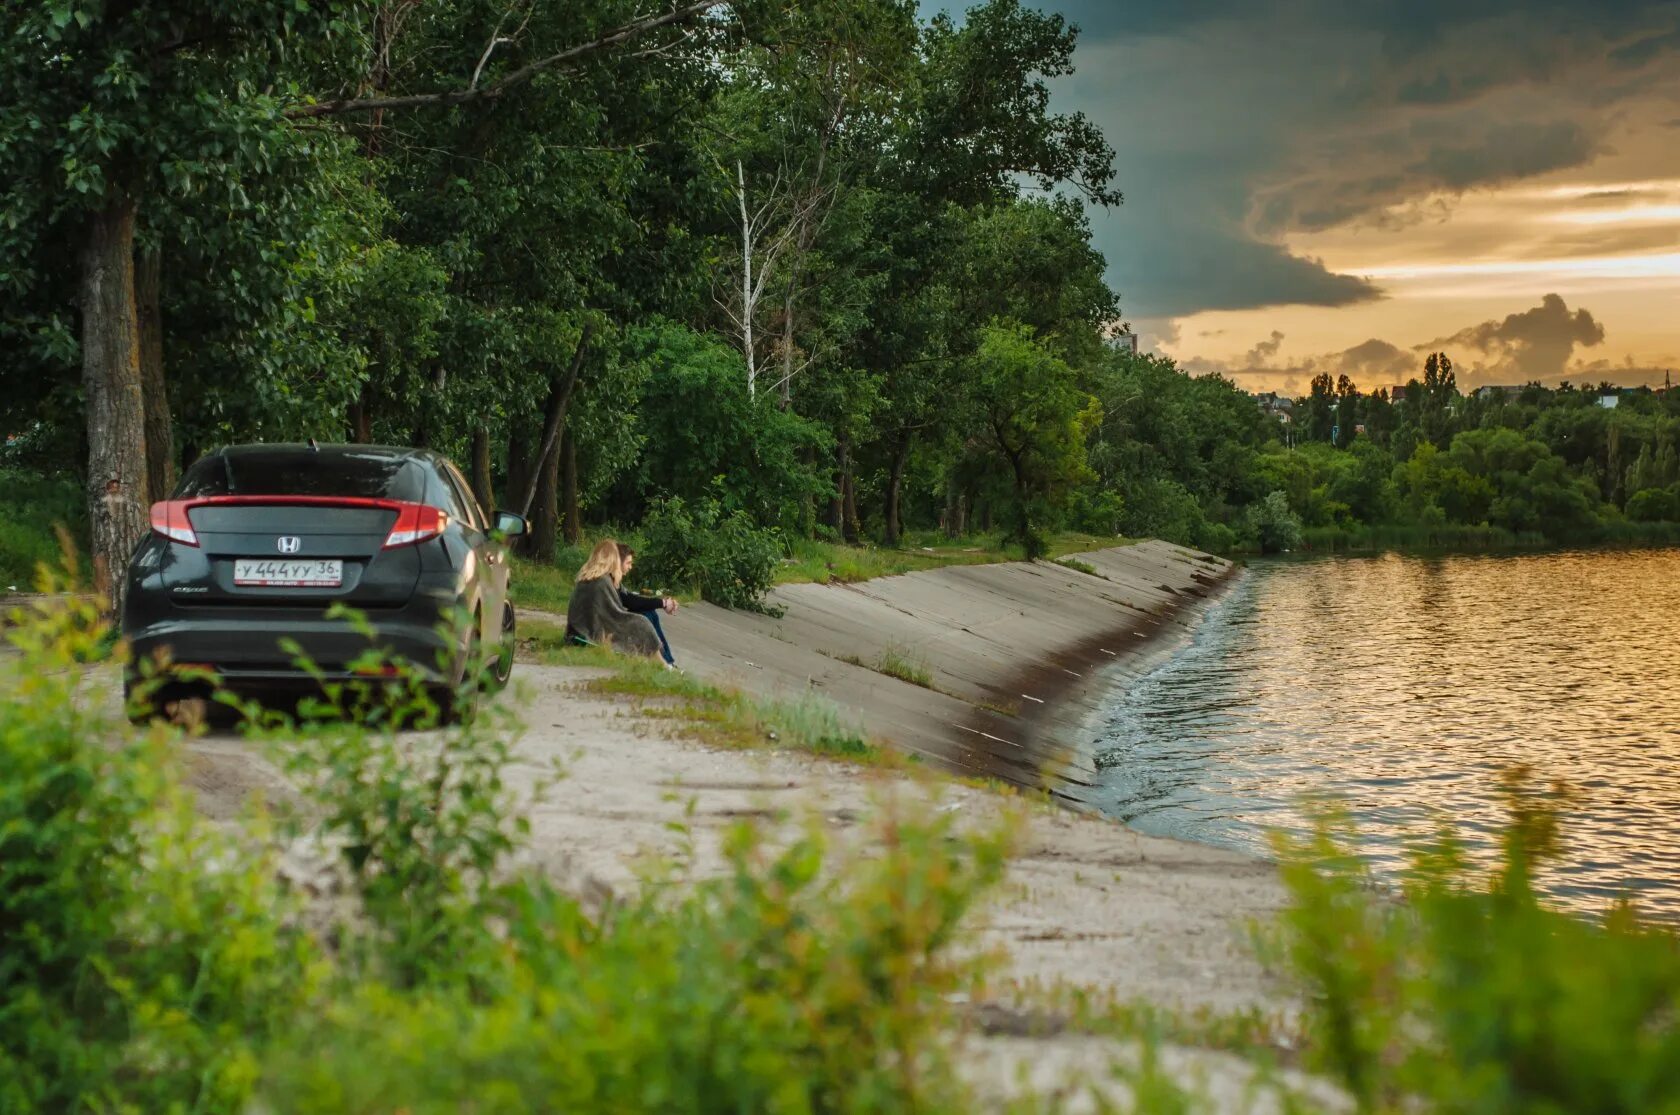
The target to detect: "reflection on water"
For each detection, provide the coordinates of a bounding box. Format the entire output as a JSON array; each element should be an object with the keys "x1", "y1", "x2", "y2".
[{"x1": 1091, "y1": 548, "x2": 1680, "y2": 919}]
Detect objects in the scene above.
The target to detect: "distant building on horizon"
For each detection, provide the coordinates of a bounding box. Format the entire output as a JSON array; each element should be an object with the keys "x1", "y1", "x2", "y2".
[
  {"x1": 1113, "y1": 331, "x2": 1139, "y2": 354},
  {"x1": 1475, "y1": 385, "x2": 1523, "y2": 401},
  {"x1": 1250, "y1": 391, "x2": 1295, "y2": 423}
]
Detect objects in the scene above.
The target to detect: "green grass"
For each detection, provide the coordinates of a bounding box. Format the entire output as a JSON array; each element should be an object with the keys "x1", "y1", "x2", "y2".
[
  {"x1": 525, "y1": 628, "x2": 889, "y2": 765},
  {"x1": 775, "y1": 530, "x2": 1124, "y2": 587},
  {"x1": 1054, "y1": 556, "x2": 1101, "y2": 577},
  {"x1": 875, "y1": 644, "x2": 933, "y2": 689}
]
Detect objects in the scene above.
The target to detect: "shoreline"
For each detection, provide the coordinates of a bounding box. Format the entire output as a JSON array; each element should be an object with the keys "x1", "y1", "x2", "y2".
[{"x1": 663, "y1": 539, "x2": 1240, "y2": 808}]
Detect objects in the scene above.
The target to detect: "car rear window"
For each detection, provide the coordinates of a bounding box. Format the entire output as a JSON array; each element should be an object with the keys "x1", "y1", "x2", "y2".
[{"x1": 176, "y1": 450, "x2": 425, "y2": 502}]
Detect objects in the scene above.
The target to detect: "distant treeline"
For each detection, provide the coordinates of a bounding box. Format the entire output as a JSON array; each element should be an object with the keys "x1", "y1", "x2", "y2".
[{"x1": 1238, "y1": 359, "x2": 1680, "y2": 552}]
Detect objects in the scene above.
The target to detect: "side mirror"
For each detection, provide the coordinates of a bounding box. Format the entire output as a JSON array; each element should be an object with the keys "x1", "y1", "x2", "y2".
[{"x1": 492, "y1": 510, "x2": 528, "y2": 537}]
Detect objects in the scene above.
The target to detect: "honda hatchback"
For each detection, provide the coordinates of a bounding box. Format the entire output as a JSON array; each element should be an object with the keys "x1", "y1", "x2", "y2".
[{"x1": 122, "y1": 443, "x2": 526, "y2": 716}]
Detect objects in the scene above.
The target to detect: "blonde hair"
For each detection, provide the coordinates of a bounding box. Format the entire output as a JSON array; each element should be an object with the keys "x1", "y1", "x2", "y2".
[{"x1": 575, "y1": 539, "x2": 623, "y2": 586}]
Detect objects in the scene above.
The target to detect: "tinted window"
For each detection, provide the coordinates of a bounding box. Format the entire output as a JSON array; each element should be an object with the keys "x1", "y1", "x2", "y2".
[
  {"x1": 426, "y1": 466, "x2": 470, "y2": 524},
  {"x1": 441, "y1": 462, "x2": 486, "y2": 530},
  {"x1": 176, "y1": 449, "x2": 424, "y2": 502}
]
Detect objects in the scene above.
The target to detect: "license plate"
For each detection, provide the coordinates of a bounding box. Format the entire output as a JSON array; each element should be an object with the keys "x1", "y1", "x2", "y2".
[{"x1": 233, "y1": 559, "x2": 343, "y2": 587}]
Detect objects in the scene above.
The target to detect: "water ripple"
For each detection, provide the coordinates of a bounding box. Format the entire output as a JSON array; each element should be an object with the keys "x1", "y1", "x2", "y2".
[{"x1": 1091, "y1": 548, "x2": 1680, "y2": 919}]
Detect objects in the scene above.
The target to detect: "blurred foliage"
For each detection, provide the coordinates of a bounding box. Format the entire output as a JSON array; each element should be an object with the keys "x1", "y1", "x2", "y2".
[
  {"x1": 1268, "y1": 772, "x2": 1680, "y2": 1114},
  {"x1": 0, "y1": 568, "x2": 1014, "y2": 1113}
]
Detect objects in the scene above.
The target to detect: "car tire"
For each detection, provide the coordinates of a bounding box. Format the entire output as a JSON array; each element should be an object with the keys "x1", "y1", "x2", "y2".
[
  {"x1": 488, "y1": 602, "x2": 515, "y2": 691},
  {"x1": 122, "y1": 674, "x2": 156, "y2": 725}
]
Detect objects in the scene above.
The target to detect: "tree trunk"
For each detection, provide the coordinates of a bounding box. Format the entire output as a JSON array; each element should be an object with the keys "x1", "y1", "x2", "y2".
[
  {"x1": 81, "y1": 194, "x2": 149, "y2": 611},
  {"x1": 135, "y1": 247, "x2": 175, "y2": 500},
  {"x1": 884, "y1": 436, "x2": 909, "y2": 547},
  {"x1": 826, "y1": 437, "x2": 848, "y2": 534},
  {"x1": 470, "y1": 425, "x2": 494, "y2": 512},
  {"x1": 527, "y1": 433, "x2": 561, "y2": 561},
  {"x1": 560, "y1": 426, "x2": 582, "y2": 545},
  {"x1": 348, "y1": 380, "x2": 374, "y2": 442},
  {"x1": 506, "y1": 425, "x2": 531, "y2": 514},
  {"x1": 842, "y1": 465, "x2": 860, "y2": 544},
  {"x1": 518, "y1": 323, "x2": 593, "y2": 518}
]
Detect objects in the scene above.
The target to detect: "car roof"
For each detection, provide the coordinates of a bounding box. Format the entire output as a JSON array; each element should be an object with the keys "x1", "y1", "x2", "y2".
[{"x1": 212, "y1": 443, "x2": 442, "y2": 467}]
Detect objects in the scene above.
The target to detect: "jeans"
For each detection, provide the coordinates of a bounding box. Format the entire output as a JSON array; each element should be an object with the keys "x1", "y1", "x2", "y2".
[{"x1": 646, "y1": 611, "x2": 676, "y2": 666}]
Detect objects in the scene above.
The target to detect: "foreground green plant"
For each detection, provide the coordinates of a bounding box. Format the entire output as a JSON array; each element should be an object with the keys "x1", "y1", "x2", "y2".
[
  {"x1": 1, "y1": 575, "x2": 1012, "y2": 1112},
  {"x1": 0, "y1": 572, "x2": 314, "y2": 1113},
  {"x1": 265, "y1": 803, "x2": 1011, "y2": 1114},
  {"x1": 1268, "y1": 772, "x2": 1680, "y2": 1114}
]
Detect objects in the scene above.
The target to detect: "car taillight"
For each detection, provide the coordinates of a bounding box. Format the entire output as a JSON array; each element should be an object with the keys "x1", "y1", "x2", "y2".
[
  {"x1": 384, "y1": 502, "x2": 449, "y2": 548},
  {"x1": 150, "y1": 501, "x2": 199, "y2": 546}
]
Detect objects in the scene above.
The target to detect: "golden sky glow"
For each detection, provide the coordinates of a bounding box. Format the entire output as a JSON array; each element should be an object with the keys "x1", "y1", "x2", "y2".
[
  {"x1": 1149, "y1": 100, "x2": 1680, "y2": 393},
  {"x1": 1031, "y1": 2, "x2": 1680, "y2": 394}
]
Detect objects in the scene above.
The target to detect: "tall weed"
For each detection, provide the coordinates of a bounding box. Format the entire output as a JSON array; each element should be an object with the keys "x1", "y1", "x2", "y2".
[{"x1": 1268, "y1": 771, "x2": 1680, "y2": 1114}]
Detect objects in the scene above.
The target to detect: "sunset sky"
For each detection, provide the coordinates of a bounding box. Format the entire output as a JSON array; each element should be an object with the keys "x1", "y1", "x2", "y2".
[{"x1": 1004, "y1": 1, "x2": 1680, "y2": 394}]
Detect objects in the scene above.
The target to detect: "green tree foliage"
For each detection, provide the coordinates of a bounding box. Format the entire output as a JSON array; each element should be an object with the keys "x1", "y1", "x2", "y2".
[
  {"x1": 964, "y1": 322, "x2": 1098, "y2": 555},
  {"x1": 11, "y1": 0, "x2": 1677, "y2": 584}
]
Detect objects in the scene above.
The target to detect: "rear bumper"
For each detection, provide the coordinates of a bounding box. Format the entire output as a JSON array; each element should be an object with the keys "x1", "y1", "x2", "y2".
[{"x1": 125, "y1": 605, "x2": 463, "y2": 687}]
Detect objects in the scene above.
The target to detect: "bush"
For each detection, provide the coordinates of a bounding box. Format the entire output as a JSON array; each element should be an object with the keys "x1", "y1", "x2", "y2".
[
  {"x1": 1194, "y1": 519, "x2": 1239, "y2": 554},
  {"x1": 637, "y1": 494, "x2": 782, "y2": 611},
  {"x1": 0, "y1": 467, "x2": 84, "y2": 587},
  {"x1": 1, "y1": 574, "x2": 1016, "y2": 1113},
  {"x1": 1244, "y1": 490, "x2": 1304, "y2": 553},
  {"x1": 263, "y1": 805, "x2": 1008, "y2": 1114},
  {"x1": 1625, "y1": 484, "x2": 1680, "y2": 522},
  {"x1": 1268, "y1": 772, "x2": 1680, "y2": 1114},
  {"x1": 0, "y1": 581, "x2": 312, "y2": 1113}
]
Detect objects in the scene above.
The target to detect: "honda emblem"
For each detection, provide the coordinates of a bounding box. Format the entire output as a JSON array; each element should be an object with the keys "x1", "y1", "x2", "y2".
[{"x1": 276, "y1": 535, "x2": 302, "y2": 554}]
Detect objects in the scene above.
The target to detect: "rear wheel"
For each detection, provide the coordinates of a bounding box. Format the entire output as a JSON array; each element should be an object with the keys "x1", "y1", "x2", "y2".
[
  {"x1": 433, "y1": 609, "x2": 485, "y2": 725},
  {"x1": 489, "y1": 602, "x2": 515, "y2": 691},
  {"x1": 122, "y1": 673, "x2": 155, "y2": 725}
]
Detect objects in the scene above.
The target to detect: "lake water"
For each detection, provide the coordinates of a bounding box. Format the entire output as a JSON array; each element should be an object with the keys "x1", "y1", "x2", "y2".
[{"x1": 1089, "y1": 548, "x2": 1680, "y2": 919}]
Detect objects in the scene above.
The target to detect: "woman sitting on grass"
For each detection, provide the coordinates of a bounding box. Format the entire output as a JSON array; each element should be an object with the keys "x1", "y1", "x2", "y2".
[{"x1": 564, "y1": 539, "x2": 664, "y2": 660}]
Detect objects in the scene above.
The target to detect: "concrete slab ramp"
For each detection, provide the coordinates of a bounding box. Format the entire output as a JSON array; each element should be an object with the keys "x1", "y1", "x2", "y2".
[{"x1": 674, "y1": 540, "x2": 1235, "y2": 809}]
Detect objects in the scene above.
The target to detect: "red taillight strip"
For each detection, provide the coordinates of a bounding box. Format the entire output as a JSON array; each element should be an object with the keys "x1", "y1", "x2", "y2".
[
  {"x1": 382, "y1": 502, "x2": 448, "y2": 549},
  {"x1": 150, "y1": 501, "x2": 199, "y2": 546},
  {"x1": 148, "y1": 497, "x2": 448, "y2": 550}
]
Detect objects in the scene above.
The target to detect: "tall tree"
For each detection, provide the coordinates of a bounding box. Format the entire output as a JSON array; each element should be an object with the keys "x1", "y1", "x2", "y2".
[{"x1": 1, "y1": 2, "x2": 357, "y2": 602}]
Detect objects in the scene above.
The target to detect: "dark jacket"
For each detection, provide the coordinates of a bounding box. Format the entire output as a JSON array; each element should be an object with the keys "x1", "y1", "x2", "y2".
[{"x1": 618, "y1": 587, "x2": 663, "y2": 615}]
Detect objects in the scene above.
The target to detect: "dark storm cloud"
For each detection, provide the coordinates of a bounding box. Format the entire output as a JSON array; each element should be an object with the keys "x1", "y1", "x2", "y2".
[
  {"x1": 1409, "y1": 120, "x2": 1600, "y2": 193},
  {"x1": 950, "y1": 0, "x2": 1680, "y2": 317},
  {"x1": 1425, "y1": 293, "x2": 1607, "y2": 381},
  {"x1": 1336, "y1": 339, "x2": 1415, "y2": 381}
]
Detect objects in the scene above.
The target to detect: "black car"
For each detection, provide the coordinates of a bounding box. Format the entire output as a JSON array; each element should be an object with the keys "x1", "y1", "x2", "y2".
[{"x1": 122, "y1": 442, "x2": 526, "y2": 716}]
